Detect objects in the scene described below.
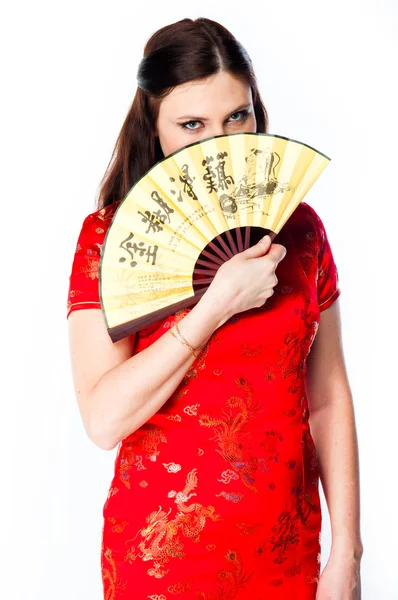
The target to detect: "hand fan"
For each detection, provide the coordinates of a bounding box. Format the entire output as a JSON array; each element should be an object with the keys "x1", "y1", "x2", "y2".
[{"x1": 99, "y1": 132, "x2": 330, "y2": 342}]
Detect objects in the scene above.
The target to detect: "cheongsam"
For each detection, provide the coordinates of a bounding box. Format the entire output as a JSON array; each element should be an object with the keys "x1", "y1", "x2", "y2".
[{"x1": 66, "y1": 199, "x2": 341, "y2": 599}]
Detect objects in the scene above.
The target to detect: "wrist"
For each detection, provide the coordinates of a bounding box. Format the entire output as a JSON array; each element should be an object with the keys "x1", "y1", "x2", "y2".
[
  {"x1": 331, "y1": 534, "x2": 364, "y2": 560},
  {"x1": 174, "y1": 290, "x2": 228, "y2": 352},
  {"x1": 201, "y1": 284, "x2": 235, "y2": 327}
]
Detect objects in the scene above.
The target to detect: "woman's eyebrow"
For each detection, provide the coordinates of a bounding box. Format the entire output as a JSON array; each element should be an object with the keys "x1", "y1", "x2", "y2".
[{"x1": 176, "y1": 103, "x2": 251, "y2": 121}]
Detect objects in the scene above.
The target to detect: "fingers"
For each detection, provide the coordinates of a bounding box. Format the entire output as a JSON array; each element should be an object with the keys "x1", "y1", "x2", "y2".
[
  {"x1": 266, "y1": 242, "x2": 287, "y2": 265},
  {"x1": 242, "y1": 234, "x2": 272, "y2": 258},
  {"x1": 235, "y1": 235, "x2": 287, "y2": 265}
]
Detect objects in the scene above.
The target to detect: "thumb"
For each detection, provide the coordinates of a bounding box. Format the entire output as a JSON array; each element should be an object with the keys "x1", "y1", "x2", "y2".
[{"x1": 242, "y1": 234, "x2": 272, "y2": 258}]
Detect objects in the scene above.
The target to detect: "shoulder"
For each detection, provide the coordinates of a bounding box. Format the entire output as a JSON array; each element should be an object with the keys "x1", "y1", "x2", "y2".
[
  {"x1": 66, "y1": 200, "x2": 123, "y2": 317},
  {"x1": 286, "y1": 201, "x2": 319, "y2": 231},
  {"x1": 69, "y1": 199, "x2": 123, "y2": 276},
  {"x1": 78, "y1": 199, "x2": 122, "y2": 236},
  {"x1": 74, "y1": 199, "x2": 123, "y2": 252},
  {"x1": 284, "y1": 201, "x2": 327, "y2": 249},
  {"x1": 277, "y1": 202, "x2": 329, "y2": 281}
]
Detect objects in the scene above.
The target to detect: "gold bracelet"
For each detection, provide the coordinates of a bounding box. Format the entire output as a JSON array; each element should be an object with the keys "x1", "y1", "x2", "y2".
[
  {"x1": 169, "y1": 326, "x2": 199, "y2": 358},
  {"x1": 169, "y1": 322, "x2": 206, "y2": 359},
  {"x1": 175, "y1": 321, "x2": 207, "y2": 352}
]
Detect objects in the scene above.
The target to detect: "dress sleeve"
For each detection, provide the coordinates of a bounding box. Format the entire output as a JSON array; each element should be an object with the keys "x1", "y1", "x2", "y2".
[
  {"x1": 310, "y1": 206, "x2": 341, "y2": 312},
  {"x1": 66, "y1": 212, "x2": 105, "y2": 318}
]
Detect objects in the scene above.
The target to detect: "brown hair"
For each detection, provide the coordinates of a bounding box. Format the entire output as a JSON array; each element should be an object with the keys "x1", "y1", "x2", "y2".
[{"x1": 96, "y1": 17, "x2": 269, "y2": 210}]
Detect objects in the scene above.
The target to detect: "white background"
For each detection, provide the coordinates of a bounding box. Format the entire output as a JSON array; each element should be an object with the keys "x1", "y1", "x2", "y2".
[{"x1": 2, "y1": 0, "x2": 397, "y2": 598}]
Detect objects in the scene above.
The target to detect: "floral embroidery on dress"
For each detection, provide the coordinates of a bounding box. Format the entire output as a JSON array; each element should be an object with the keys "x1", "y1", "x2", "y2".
[
  {"x1": 196, "y1": 548, "x2": 254, "y2": 599},
  {"x1": 117, "y1": 426, "x2": 168, "y2": 488},
  {"x1": 140, "y1": 426, "x2": 168, "y2": 461},
  {"x1": 80, "y1": 254, "x2": 100, "y2": 280}
]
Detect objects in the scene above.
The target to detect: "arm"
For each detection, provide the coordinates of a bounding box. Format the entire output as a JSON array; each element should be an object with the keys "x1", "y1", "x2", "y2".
[
  {"x1": 68, "y1": 290, "x2": 231, "y2": 451},
  {"x1": 305, "y1": 298, "x2": 363, "y2": 560},
  {"x1": 67, "y1": 235, "x2": 286, "y2": 452}
]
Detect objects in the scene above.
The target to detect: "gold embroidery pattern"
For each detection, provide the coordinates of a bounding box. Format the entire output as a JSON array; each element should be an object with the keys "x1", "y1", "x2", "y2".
[
  {"x1": 217, "y1": 469, "x2": 239, "y2": 484},
  {"x1": 276, "y1": 289, "x2": 318, "y2": 394},
  {"x1": 80, "y1": 255, "x2": 100, "y2": 280},
  {"x1": 118, "y1": 426, "x2": 167, "y2": 488},
  {"x1": 106, "y1": 486, "x2": 119, "y2": 500},
  {"x1": 140, "y1": 426, "x2": 168, "y2": 461},
  {"x1": 196, "y1": 548, "x2": 254, "y2": 599},
  {"x1": 318, "y1": 287, "x2": 340, "y2": 308},
  {"x1": 135, "y1": 455, "x2": 146, "y2": 471},
  {"x1": 107, "y1": 516, "x2": 129, "y2": 534},
  {"x1": 163, "y1": 462, "x2": 182, "y2": 473},
  {"x1": 119, "y1": 442, "x2": 146, "y2": 489},
  {"x1": 133, "y1": 469, "x2": 221, "y2": 579},
  {"x1": 236, "y1": 521, "x2": 263, "y2": 536},
  {"x1": 183, "y1": 404, "x2": 200, "y2": 416},
  {"x1": 67, "y1": 201, "x2": 121, "y2": 316},
  {"x1": 68, "y1": 289, "x2": 82, "y2": 300},
  {"x1": 199, "y1": 377, "x2": 264, "y2": 492},
  {"x1": 167, "y1": 578, "x2": 193, "y2": 594},
  {"x1": 101, "y1": 546, "x2": 127, "y2": 600}
]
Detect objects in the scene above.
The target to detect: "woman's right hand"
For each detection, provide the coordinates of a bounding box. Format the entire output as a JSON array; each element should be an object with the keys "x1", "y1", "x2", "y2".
[{"x1": 207, "y1": 234, "x2": 287, "y2": 317}]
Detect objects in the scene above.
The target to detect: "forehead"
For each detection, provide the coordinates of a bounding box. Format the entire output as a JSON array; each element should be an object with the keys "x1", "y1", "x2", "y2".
[{"x1": 158, "y1": 71, "x2": 252, "y2": 117}]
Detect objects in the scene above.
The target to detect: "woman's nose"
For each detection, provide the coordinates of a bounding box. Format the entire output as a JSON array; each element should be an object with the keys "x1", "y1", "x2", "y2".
[{"x1": 205, "y1": 125, "x2": 228, "y2": 138}]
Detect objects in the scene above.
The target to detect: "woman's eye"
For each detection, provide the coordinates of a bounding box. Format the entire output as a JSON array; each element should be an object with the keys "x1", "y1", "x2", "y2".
[
  {"x1": 230, "y1": 110, "x2": 248, "y2": 122},
  {"x1": 181, "y1": 120, "x2": 201, "y2": 131},
  {"x1": 179, "y1": 110, "x2": 249, "y2": 132}
]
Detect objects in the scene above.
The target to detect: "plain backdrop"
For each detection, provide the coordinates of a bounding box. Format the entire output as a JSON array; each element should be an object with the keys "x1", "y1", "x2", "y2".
[{"x1": 2, "y1": 0, "x2": 397, "y2": 598}]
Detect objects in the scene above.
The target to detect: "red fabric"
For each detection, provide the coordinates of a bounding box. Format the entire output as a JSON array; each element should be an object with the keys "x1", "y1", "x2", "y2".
[{"x1": 66, "y1": 201, "x2": 341, "y2": 599}]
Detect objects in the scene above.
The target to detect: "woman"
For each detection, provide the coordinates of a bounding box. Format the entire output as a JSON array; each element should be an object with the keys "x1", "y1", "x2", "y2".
[{"x1": 67, "y1": 17, "x2": 363, "y2": 600}]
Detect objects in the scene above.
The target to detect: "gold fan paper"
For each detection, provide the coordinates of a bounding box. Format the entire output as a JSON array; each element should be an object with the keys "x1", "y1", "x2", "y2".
[{"x1": 99, "y1": 132, "x2": 330, "y2": 342}]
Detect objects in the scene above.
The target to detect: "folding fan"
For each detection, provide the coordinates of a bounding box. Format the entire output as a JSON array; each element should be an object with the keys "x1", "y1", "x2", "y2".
[{"x1": 99, "y1": 132, "x2": 330, "y2": 342}]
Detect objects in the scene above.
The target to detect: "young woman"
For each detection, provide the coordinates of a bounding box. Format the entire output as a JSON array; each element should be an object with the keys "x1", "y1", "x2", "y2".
[{"x1": 67, "y1": 17, "x2": 363, "y2": 600}]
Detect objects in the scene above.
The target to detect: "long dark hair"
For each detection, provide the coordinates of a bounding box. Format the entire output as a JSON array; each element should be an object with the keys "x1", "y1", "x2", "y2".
[{"x1": 96, "y1": 17, "x2": 269, "y2": 210}]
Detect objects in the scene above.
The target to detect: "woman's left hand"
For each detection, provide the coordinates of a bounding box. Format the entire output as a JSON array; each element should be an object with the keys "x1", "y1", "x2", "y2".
[{"x1": 316, "y1": 550, "x2": 362, "y2": 599}]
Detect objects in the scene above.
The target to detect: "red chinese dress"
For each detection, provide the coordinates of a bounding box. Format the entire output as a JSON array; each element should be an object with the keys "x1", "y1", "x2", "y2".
[{"x1": 66, "y1": 200, "x2": 341, "y2": 600}]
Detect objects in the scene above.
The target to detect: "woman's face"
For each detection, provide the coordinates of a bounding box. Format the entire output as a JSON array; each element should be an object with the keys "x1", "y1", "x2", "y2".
[{"x1": 155, "y1": 71, "x2": 257, "y2": 157}]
